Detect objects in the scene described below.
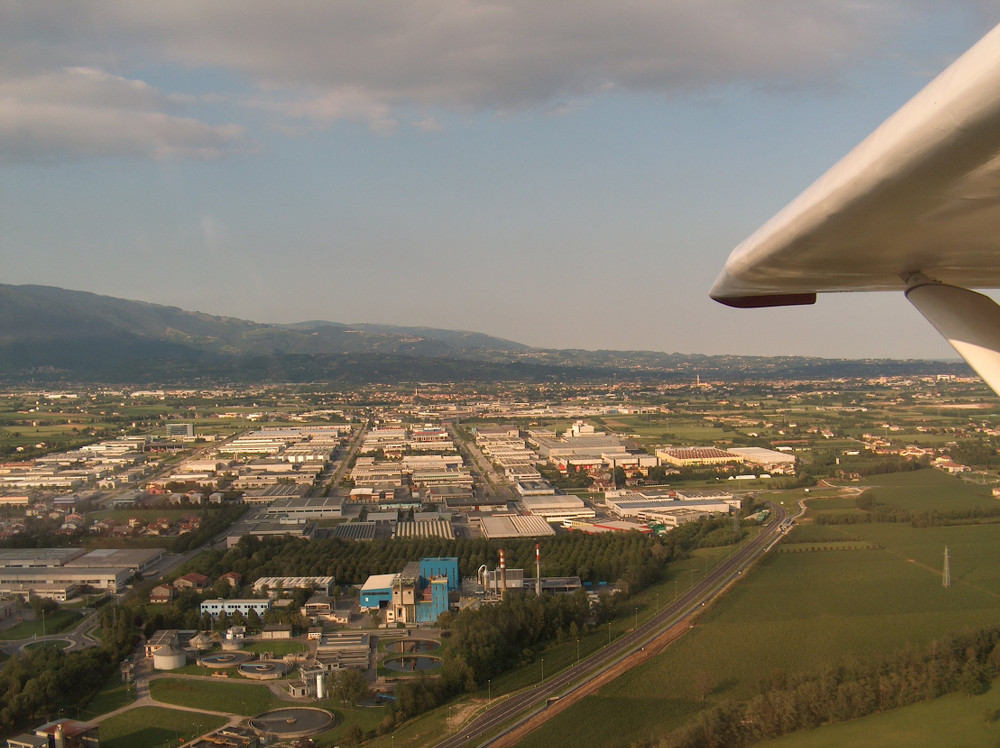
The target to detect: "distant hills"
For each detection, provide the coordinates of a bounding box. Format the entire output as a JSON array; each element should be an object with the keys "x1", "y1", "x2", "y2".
[{"x1": 0, "y1": 284, "x2": 968, "y2": 385}]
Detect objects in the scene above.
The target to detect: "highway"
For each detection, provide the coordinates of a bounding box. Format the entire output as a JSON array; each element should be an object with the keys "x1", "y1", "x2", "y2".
[{"x1": 434, "y1": 503, "x2": 789, "y2": 748}]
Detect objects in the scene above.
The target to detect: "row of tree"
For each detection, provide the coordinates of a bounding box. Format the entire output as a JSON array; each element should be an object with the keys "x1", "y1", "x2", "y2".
[{"x1": 664, "y1": 625, "x2": 1000, "y2": 747}]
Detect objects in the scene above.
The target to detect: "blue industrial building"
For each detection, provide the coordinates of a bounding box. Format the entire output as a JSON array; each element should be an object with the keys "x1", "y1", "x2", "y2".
[
  {"x1": 419, "y1": 557, "x2": 459, "y2": 591},
  {"x1": 360, "y1": 557, "x2": 458, "y2": 623}
]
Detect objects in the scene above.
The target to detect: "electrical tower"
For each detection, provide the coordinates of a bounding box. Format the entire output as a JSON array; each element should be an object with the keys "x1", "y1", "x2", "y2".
[{"x1": 943, "y1": 546, "x2": 951, "y2": 588}]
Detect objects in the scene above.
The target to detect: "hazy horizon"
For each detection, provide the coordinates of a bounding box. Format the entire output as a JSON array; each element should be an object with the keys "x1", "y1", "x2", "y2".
[{"x1": 3, "y1": 3, "x2": 998, "y2": 360}]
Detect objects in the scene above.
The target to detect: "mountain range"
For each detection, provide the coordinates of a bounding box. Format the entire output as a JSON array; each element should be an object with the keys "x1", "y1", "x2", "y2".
[{"x1": 0, "y1": 284, "x2": 967, "y2": 385}]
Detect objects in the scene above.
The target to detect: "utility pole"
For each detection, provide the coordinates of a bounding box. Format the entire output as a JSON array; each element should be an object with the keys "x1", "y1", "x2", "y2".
[{"x1": 943, "y1": 546, "x2": 952, "y2": 588}]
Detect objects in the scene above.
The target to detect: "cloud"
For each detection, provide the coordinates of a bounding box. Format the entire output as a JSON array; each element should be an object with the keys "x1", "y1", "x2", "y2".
[
  {"x1": 0, "y1": 66, "x2": 246, "y2": 162},
  {"x1": 1, "y1": 1, "x2": 982, "y2": 153}
]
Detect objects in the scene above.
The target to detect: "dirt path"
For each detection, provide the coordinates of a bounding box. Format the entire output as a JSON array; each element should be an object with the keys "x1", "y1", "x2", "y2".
[{"x1": 491, "y1": 620, "x2": 695, "y2": 748}]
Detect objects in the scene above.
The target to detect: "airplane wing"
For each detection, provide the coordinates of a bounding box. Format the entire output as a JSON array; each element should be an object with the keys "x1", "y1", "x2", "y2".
[{"x1": 711, "y1": 23, "x2": 1000, "y2": 395}]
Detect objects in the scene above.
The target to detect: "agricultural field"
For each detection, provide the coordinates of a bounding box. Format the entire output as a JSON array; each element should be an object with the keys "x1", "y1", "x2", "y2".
[{"x1": 517, "y1": 471, "x2": 1000, "y2": 748}]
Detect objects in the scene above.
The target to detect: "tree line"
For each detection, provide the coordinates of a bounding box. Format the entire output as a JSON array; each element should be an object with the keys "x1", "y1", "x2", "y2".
[{"x1": 662, "y1": 624, "x2": 1000, "y2": 748}]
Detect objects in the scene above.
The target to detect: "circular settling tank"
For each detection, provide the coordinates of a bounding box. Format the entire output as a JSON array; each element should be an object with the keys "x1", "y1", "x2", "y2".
[
  {"x1": 199, "y1": 651, "x2": 252, "y2": 668},
  {"x1": 249, "y1": 707, "x2": 334, "y2": 738},
  {"x1": 386, "y1": 639, "x2": 440, "y2": 654},
  {"x1": 238, "y1": 660, "x2": 288, "y2": 680},
  {"x1": 384, "y1": 655, "x2": 441, "y2": 672}
]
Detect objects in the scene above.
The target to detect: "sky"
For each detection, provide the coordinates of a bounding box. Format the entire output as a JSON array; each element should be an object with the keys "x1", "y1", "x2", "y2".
[{"x1": 4, "y1": 2, "x2": 1000, "y2": 361}]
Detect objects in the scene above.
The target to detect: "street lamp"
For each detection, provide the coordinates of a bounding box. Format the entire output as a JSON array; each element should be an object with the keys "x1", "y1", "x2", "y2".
[
  {"x1": 656, "y1": 592, "x2": 660, "y2": 615},
  {"x1": 607, "y1": 621, "x2": 611, "y2": 645},
  {"x1": 674, "y1": 579, "x2": 678, "y2": 601},
  {"x1": 541, "y1": 657, "x2": 544, "y2": 683},
  {"x1": 576, "y1": 638, "x2": 580, "y2": 666},
  {"x1": 634, "y1": 607, "x2": 638, "y2": 630},
  {"x1": 488, "y1": 679, "x2": 492, "y2": 705}
]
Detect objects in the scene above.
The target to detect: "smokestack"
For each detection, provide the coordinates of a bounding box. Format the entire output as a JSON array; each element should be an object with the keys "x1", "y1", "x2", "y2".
[
  {"x1": 535, "y1": 543, "x2": 542, "y2": 596},
  {"x1": 499, "y1": 548, "x2": 507, "y2": 595}
]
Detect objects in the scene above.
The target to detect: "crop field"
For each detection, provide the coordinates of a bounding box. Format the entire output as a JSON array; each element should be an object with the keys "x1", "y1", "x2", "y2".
[
  {"x1": 858, "y1": 469, "x2": 997, "y2": 513},
  {"x1": 98, "y1": 705, "x2": 227, "y2": 748},
  {"x1": 516, "y1": 474, "x2": 1000, "y2": 748}
]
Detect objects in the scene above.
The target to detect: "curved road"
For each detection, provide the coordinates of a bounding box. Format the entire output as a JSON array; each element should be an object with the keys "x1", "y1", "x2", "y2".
[{"x1": 435, "y1": 503, "x2": 789, "y2": 748}]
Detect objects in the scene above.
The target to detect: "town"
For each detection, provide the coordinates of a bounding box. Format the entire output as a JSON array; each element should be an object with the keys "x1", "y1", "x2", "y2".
[{"x1": 2, "y1": 373, "x2": 1000, "y2": 746}]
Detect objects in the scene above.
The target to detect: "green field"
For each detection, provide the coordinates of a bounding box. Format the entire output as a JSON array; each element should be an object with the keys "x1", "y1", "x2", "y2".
[
  {"x1": 242, "y1": 640, "x2": 307, "y2": 656},
  {"x1": 149, "y1": 677, "x2": 277, "y2": 714},
  {"x1": 515, "y1": 474, "x2": 1000, "y2": 748},
  {"x1": 80, "y1": 669, "x2": 134, "y2": 720},
  {"x1": 760, "y1": 677, "x2": 1000, "y2": 748},
  {"x1": 98, "y1": 705, "x2": 227, "y2": 748},
  {"x1": 0, "y1": 610, "x2": 82, "y2": 640}
]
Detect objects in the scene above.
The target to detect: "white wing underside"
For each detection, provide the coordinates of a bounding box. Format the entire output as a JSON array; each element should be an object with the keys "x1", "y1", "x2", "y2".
[
  {"x1": 711, "y1": 23, "x2": 1000, "y2": 306},
  {"x1": 711, "y1": 23, "x2": 1000, "y2": 396}
]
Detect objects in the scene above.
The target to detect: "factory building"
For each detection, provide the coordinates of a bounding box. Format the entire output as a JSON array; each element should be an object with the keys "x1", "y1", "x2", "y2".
[{"x1": 199, "y1": 598, "x2": 272, "y2": 619}]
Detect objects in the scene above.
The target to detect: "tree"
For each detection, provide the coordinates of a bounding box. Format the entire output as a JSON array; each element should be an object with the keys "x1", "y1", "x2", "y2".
[{"x1": 330, "y1": 668, "x2": 370, "y2": 706}]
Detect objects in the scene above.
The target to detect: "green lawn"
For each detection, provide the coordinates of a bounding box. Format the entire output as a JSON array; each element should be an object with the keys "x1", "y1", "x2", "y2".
[
  {"x1": 98, "y1": 706, "x2": 227, "y2": 748},
  {"x1": 242, "y1": 640, "x2": 307, "y2": 656},
  {"x1": 149, "y1": 677, "x2": 277, "y2": 714},
  {"x1": 23, "y1": 639, "x2": 71, "y2": 651},
  {"x1": 0, "y1": 610, "x2": 81, "y2": 640},
  {"x1": 81, "y1": 670, "x2": 134, "y2": 720},
  {"x1": 760, "y1": 678, "x2": 1000, "y2": 748}
]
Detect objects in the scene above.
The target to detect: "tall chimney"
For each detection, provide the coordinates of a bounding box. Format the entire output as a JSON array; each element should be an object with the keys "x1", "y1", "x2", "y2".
[
  {"x1": 499, "y1": 548, "x2": 507, "y2": 595},
  {"x1": 535, "y1": 543, "x2": 542, "y2": 596}
]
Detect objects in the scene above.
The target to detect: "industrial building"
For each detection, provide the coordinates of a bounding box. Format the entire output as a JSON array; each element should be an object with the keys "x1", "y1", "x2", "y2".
[
  {"x1": 655, "y1": 447, "x2": 743, "y2": 467},
  {"x1": 199, "y1": 598, "x2": 272, "y2": 619},
  {"x1": 479, "y1": 514, "x2": 556, "y2": 539},
  {"x1": 0, "y1": 547, "x2": 163, "y2": 599},
  {"x1": 264, "y1": 496, "x2": 343, "y2": 520},
  {"x1": 7, "y1": 719, "x2": 99, "y2": 748},
  {"x1": 727, "y1": 446, "x2": 797, "y2": 473},
  {"x1": 518, "y1": 494, "x2": 596, "y2": 522},
  {"x1": 359, "y1": 557, "x2": 459, "y2": 624},
  {"x1": 252, "y1": 576, "x2": 336, "y2": 597},
  {"x1": 315, "y1": 632, "x2": 371, "y2": 670},
  {"x1": 360, "y1": 573, "x2": 396, "y2": 609}
]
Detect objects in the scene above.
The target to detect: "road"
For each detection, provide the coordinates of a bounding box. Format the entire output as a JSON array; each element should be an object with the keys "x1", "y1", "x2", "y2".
[
  {"x1": 434, "y1": 503, "x2": 789, "y2": 748},
  {"x1": 445, "y1": 422, "x2": 514, "y2": 504}
]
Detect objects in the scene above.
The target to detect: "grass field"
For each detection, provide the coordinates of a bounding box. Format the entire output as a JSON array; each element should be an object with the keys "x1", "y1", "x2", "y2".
[
  {"x1": 515, "y1": 472, "x2": 1000, "y2": 748},
  {"x1": 242, "y1": 640, "x2": 307, "y2": 656},
  {"x1": 760, "y1": 677, "x2": 1000, "y2": 748},
  {"x1": 98, "y1": 706, "x2": 227, "y2": 748},
  {"x1": 149, "y1": 677, "x2": 277, "y2": 714},
  {"x1": 81, "y1": 670, "x2": 134, "y2": 720},
  {"x1": 0, "y1": 610, "x2": 81, "y2": 640}
]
